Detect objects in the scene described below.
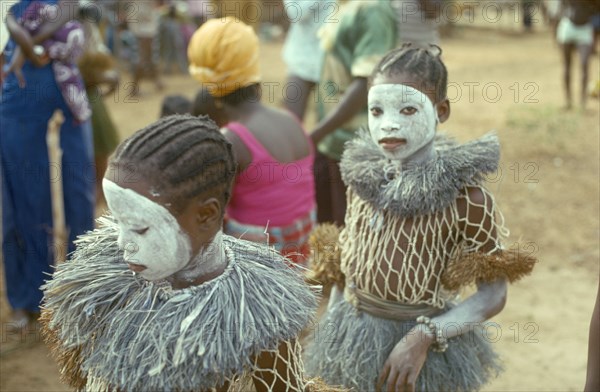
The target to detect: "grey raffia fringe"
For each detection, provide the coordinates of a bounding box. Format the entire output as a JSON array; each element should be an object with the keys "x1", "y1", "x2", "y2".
[
  {"x1": 304, "y1": 290, "x2": 502, "y2": 392},
  {"x1": 340, "y1": 130, "x2": 500, "y2": 218},
  {"x1": 41, "y1": 216, "x2": 318, "y2": 391}
]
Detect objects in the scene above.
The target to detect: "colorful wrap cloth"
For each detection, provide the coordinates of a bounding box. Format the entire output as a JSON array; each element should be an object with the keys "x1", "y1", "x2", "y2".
[
  {"x1": 225, "y1": 209, "x2": 316, "y2": 265},
  {"x1": 187, "y1": 17, "x2": 261, "y2": 97},
  {"x1": 20, "y1": 1, "x2": 90, "y2": 122}
]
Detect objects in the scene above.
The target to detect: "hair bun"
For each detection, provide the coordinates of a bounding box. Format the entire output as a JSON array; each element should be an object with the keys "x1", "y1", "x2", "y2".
[{"x1": 427, "y1": 44, "x2": 443, "y2": 58}]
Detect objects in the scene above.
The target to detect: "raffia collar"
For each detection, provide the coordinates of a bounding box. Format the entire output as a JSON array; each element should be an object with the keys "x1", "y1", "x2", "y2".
[
  {"x1": 340, "y1": 130, "x2": 500, "y2": 217},
  {"x1": 42, "y1": 217, "x2": 317, "y2": 391}
]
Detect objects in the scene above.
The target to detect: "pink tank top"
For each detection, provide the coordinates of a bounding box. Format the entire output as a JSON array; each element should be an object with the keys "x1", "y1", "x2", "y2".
[{"x1": 225, "y1": 122, "x2": 316, "y2": 227}]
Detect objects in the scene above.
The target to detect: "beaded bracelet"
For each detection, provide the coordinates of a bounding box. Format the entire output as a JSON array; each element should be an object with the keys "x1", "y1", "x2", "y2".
[{"x1": 416, "y1": 315, "x2": 449, "y2": 353}]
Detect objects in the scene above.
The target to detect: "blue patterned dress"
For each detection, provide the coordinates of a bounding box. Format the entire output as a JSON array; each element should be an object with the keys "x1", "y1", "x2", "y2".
[{"x1": 1, "y1": 0, "x2": 94, "y2": 312}]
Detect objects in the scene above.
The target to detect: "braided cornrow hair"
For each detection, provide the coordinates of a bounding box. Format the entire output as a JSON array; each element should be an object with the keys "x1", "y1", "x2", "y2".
[
  {"x1": 109, "y1": 114, "x2": 236, "y2": 213},
  {"x1": 371, "y1": 43, "x2": 448, "y2": 102}
]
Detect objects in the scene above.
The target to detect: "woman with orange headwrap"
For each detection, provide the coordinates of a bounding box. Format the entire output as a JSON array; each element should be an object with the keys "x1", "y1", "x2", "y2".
[{"x1": 188, "y1": 17, "x2": 316, "y2": 266}]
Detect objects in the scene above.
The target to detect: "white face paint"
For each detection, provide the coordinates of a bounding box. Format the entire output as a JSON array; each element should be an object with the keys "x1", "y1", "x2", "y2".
[
  {"x1": 368, "y1": 84, "x2": 438, "y2": 162},
  {"x1": 103, "y1": 179, "x2": 192, "y2": 281}
]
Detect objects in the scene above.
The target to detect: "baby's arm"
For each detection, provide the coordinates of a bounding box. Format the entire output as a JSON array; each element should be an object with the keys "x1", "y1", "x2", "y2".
[
  {"x1": 6, "y1": 13, "x2": 40, "y2": 64},
  {"x1": 7, "y1": 0, "x2": 79, "y2": 58},
  {"x1": 30, "y1": 0, "x2": 79, "y2": 45},
  {"x1": 3, "y1": 16, "x2": 49, "y2": 86},
  {"x1": 4, "y1": 11, "x2": 49, "y2": 85},
  {"x1": 5, "y1": 0, "x2": 78, "y2": 66}
]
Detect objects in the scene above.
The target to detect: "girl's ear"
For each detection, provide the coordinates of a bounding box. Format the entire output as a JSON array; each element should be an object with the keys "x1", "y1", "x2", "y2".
[
  {"x1": 195, "y1": 197, "x2": 222, "y2": 228},
  {"x1": 436, "y1": 98, "x2": 451, "y2": 123}
]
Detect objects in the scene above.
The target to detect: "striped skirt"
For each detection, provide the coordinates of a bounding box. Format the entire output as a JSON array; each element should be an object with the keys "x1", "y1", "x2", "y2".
[{"x1": 224, "y1": 209, "x2": 316, "y2": 265}]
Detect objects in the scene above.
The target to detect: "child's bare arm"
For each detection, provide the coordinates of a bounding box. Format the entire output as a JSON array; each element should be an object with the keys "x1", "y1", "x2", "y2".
[
  {"x1": 4, "y1": 16, "x2": 48, "y2": 86},
  {"x1": 6, "y1": 13, "x2": 49, "y2": 69},
  {"x1": 310, "y1": 77, "x2": 368, "y2": 145},
  {"x1": 431, "y1": 186, "x2": 508, "y2": 335},
  {"x1": 7, "y1": 0, "x2": 79, "y2": 54},
  {"x1": 6, "y1": 13, "x2": 37, "y2": 61},
  {"x1": 30, "y1": 0, "x2": 79, "y2": 45}
]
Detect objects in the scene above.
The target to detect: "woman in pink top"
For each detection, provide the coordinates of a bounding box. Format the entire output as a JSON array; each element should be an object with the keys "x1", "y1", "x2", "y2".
[{"x1": 189, "y1": 19, "x2": 316, "y2": 264}]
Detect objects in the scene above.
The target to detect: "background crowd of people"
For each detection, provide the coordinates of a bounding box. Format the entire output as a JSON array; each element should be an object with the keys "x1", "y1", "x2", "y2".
[{"x1": 0, "y1": 0, "x2": 599, "y2": 390}]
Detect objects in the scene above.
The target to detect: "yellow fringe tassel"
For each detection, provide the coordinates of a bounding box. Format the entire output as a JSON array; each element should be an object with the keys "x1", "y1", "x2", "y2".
[
  {"x1": 39, "y1": 309, "x2": 88, "y2": 390},
  {"x1": 442, "y1": 249, "x2": 537, "y2": 291},
  {"x1": 306, "y1": 223, "x2": 345, "y2": 289},
  {"x1": 305, "y1": 377, "x2": 350, "y2": 392}
]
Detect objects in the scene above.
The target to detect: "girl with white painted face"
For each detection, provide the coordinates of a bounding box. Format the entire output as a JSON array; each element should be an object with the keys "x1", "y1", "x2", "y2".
[
  {"x1": 39, "y1": 115, "x2": 330, "y2": 392},
  {"x1": 305, "y1": 45, "x2": 536, "y2": 391}
]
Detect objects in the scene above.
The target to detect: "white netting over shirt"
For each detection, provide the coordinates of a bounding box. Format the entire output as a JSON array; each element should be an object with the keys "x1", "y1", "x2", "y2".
[
  {"x1": 340, "y1": 186, "x2": 508, "y2": 308},
  {"x1": 228, "y1": 340, "x2": 306, "y2": 392}
]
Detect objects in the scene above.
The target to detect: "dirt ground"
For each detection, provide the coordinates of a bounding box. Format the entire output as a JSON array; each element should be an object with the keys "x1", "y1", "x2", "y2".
[{"x1": 1, "y1": 24, "x2": 599, "y2": 391}]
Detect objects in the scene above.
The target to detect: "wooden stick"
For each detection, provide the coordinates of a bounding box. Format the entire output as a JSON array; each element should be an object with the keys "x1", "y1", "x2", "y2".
[{"x1": 46, "y1": 109, "x2": 68, "y2": 265}]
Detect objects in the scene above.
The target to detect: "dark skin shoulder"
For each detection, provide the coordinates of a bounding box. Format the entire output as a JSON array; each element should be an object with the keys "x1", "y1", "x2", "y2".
[
  {"x1": 223, "y1": 105, "x2": 312, "y2": 173},
  {"x1": 456, "y1": 185, "x2": 498, "y2": 254},
  {"x1": 194, "y1": 86, "x2": 312, "y2": 173},
  {"x1": 245, "y1": 106, "x2": 311, "y2": 161},
  {"x1": 221, "y1": 126, "x2": 252, "y2": 173}
]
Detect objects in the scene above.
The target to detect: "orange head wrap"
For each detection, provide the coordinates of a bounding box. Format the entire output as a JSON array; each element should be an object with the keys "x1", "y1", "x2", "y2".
[{"x1": 188, "y1": 17, "x2": 261, "y2": 98}]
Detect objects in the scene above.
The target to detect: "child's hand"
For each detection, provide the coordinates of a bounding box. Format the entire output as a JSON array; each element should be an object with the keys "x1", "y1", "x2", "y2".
[{"x1": 376, "y1": 325, "x2": 433, "y2": 392}]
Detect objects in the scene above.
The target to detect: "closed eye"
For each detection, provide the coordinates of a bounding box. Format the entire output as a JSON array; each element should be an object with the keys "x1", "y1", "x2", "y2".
[
  {"x1": 370, "y1": 106, "x2": 383, "y2": 117},
  {"x1": 400, "y1": 106, "x2": 417, "y2": 115},
  {"x1": 133, "y1": 227, "x2": 149, "y2": 235}
]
